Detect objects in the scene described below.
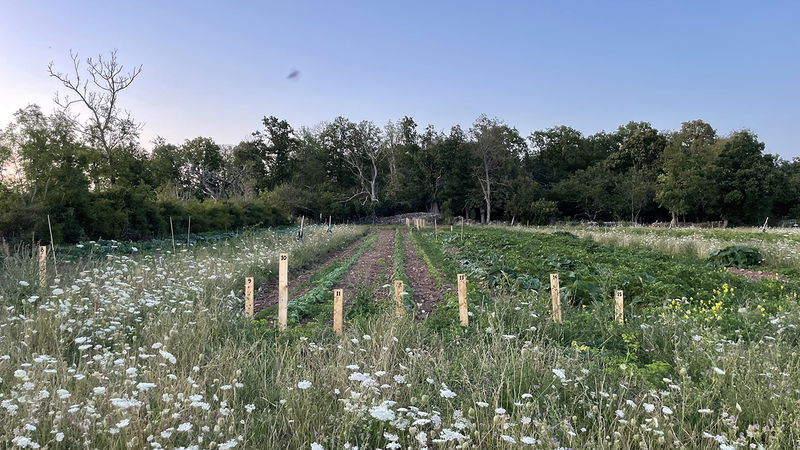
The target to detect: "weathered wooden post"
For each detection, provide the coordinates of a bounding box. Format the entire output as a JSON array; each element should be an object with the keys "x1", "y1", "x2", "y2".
[
  {"x1": 394, "y1": 280, "x2": 404, "y2": 316},
  {"x1": 38, "y1": 245, "x2": 47, "y2": 289},
  {"x1": 244, "y1": 277, "x2": 254, "y2": 318},
  {"x1": 296, "y1": 216, "x2": 305, "y2": 241},
  {"x1": 333, "y1": 289, "x2": 344, "y2": 335},
  {"x1": 614, "y1": 290, "x2": 624, "y2": 324},
  {"x1": 169, "y1": 217, "x2": 176, "y2": 253},
  {"x1": 550, "y1": 273, "x2": 562, "y2": 323},
  {"x1": 278, "y1": 253, "x2": 289, "y2": 330},
  {"x1": 47, "y1": 214, "x2": 57, "y2": 276},
  {"x1": 457, "y1": 273, "x2": 468, "y2": 326}
]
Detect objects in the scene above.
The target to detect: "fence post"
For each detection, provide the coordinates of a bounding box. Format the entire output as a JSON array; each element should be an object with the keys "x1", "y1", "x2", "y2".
[
  {"x1": 457, "y1": 274, "x2": 468, "y2": 326},
  {"x1": 333, "y1": 289, "x2": 344, "y2": 335},
  {"x1": 550, "y1": 273, "x2": 562, "y2": 323},
  {"x1": 38, "y1": 245, "x2": 47, "y2": 289},
  {"x1": 244, "y1": 277, "x2": 254, "y2": 318},
  {"x1": 46, "y1": 214, "x2": 58, "y2": 276},
  {"x1": 169, "y1": 217, "x2": 176, "y2": 253},
  {"x1": 394, "y1": 280, "x2": 404, "y2": 316},
  {"x1": 614, "y1": 290, "x2": 624, "y2": 324},
  {"x1": 278, "y1": 253, "x2": 289, "y2": 330}
]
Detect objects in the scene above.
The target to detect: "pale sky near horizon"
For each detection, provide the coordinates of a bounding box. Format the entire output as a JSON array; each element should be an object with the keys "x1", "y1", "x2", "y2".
[{"x1": 1, "y1": 1, "x2": 799, "y2": 158}]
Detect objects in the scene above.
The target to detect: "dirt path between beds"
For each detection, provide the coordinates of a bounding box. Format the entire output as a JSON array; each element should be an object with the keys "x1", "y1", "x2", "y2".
[
  {"x1": 338, "y1": 229, "x2": 396, "y2": 306},
  {"x1": 253, "y1": 228, "x2": 452, "y2": 319},
  {"x1": 253, "y1": 235, "x2": 366, "y2": 314},
  {"x1": 402, "y1": 230, "x2": 452, "y2": 318}
]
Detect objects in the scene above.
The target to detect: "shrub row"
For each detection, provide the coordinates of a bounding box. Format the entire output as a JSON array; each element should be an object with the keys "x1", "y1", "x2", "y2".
[{"x1": 0, "y1": 186, "x2": 290, "y2": 244}]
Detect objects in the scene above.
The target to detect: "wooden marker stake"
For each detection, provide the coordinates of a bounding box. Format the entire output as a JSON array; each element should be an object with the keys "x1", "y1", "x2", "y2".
[
  {"x1": 333, "y1": 289, "x2": 344, "y2": 335},
  {"x1": 47, "y1": 214, "x2": 58, "y2": 276},
  {"x1": 457, "y1": 273, "x2": 468, "y2": 326},
  {"x1": 278, "y1": 253, "x2": 289, "y2": 330},
  {"x1": 614, "y1": 290, "x2": 624, "y2": 324},
  {"x1": 299, "y1": 216, "x2": 305, "y2": 239},
  {"x1": 38, "y1": 245, "x2": 47, "y2": 289},
  {"x1": 169, "y1": 217, "x2": 176, "y2": 253},
  {"x1": 550, "y1": 273, "x2": 562, "y2": 323},
  {"x1": 244, "y1": 277, "x2": 254, "y2": 318},
  {"x1": 394, "y1": 280, "x2": 404, "y2": 316}
]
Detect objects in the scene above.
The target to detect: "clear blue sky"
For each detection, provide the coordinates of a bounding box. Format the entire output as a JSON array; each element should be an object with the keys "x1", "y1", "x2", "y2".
[{"x1": 1, "y1": 1, "x2": 798, "y2": 157}]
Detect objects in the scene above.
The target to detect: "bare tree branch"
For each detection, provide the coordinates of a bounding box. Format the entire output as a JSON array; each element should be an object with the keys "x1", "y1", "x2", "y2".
[{"x1": 48, "y1": 49, "x2": 142, "y2": 184}]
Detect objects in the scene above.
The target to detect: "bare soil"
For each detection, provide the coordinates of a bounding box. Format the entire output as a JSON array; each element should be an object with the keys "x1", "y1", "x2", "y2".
[
  {"x1": 253, "y1": 236, "x2": 366, "y2": 314},
  {"x1": 402, "y1": 230, "x2": 452, "y2": 318},
  {"x1": 338, "y1": 229, "x2": 395, "y2": 306},
  {"x1": 253, "y1": 228, "x2": 452, "y2": 319},
  {"x1": 726, "y1": 267, "x2": 787, "y2": 282}
]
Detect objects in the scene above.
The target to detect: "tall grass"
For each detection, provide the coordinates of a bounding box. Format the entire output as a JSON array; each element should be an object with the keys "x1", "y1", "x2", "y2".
[
  {"x1": 2, "y1": 225, "x2": 800, "y2": 448},
  {"x1": 511, "y1": 225, "x2": 800, "y2": 270}
]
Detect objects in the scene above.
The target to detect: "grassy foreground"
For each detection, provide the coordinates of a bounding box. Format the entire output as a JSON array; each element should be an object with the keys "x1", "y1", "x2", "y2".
[{"x1": 1, "y1": 226, "x2": 800, "y2": 449}]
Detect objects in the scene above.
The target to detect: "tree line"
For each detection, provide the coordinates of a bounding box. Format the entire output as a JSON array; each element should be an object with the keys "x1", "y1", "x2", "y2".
[{"x1": 2, "y1": 52, "x2": 799, "y2": 244}]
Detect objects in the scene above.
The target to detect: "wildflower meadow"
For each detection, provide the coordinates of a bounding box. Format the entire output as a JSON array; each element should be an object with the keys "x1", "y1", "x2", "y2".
[{"x1": 2, "y1": 225, "x2": 800, "y2": 449}]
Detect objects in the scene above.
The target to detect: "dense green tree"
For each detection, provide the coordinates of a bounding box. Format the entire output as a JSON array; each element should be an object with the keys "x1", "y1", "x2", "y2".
[
  {"x1": 437, "y1": 126, "x2": 474, "y2": 219},
  {"x1": 656, "y1": 120, "x2": 719, "y2": 224},
  {"x1": 231, "y1": 139, "x2": 269, "y2": 194},
  {"x1": 553, "y1": 163, "x2": 616, "y2": 221},
  {"x1": 149, "y1": 138, "x2": 188, "y2": 197},
  {"x1": 773, "y1": 158, "x2": 800, "y2": 220},
  {"x1": 527, "y1": 126, "x2": 602, "y2": 185},
  {"x1": 713, "y1": 131, "x2": 776, "y2": 225},
  {"x1": 181, "y1": 137, "x2": 225, "y2": 199},
  {"x1": 469, "y1": 115, "x2": 526, "y2": 223},
  {"x1": 609, "y1": 122, "x2": 667, "y2": 222},
  {"x1": 252, "y1": 116, "x2": 300, "y2": 190},
  {"x1": 320, "y1": 117, "x2": 384, "y2": 209}
]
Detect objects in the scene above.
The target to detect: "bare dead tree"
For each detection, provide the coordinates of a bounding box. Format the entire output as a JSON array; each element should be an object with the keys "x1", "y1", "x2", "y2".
[{"x1": 48, "y1": 50, "x2": 142, "y2": 182}]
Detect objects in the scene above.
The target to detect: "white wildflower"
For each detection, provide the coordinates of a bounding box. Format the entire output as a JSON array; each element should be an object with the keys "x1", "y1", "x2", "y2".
[{"x1": 440, "y1": 388, "x2": 456, "y2": 399}]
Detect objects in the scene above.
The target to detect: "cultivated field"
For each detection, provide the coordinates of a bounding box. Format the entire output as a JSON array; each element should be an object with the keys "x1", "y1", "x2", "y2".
[{"x1": 2, "y1": 225, "x2": 800, "y2": 449}]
